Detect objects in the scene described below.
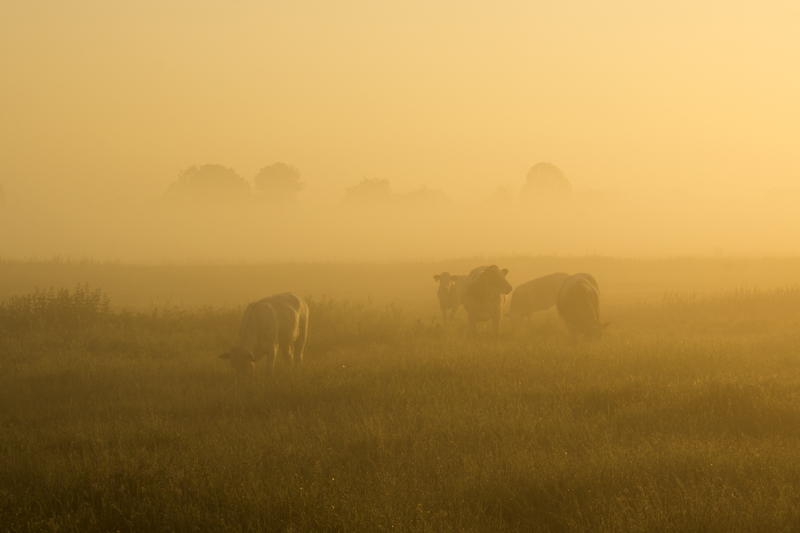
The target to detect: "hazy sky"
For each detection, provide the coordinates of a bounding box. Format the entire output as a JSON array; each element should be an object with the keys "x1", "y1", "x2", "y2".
[{"x1": 2, "y1": 0, "x2": 799, "y2": 206}]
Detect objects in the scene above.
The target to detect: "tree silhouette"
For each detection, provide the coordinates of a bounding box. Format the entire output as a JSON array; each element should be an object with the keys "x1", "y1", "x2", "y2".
[
  {"x1": 344, "y1": 178, "x2": 450, "y2": 207},
  {"x1": 164, "y1": 165, "x2": 252, "y2": 203},
  {"x1": 343, "y1": 178, "x2": 393, "y2": 205},
  {"x1": 520, "y1": 162, "x2": 572, "y2": 199},
  {"x1": 254, "y1": 163, "x2": 304, "y2": 203}
]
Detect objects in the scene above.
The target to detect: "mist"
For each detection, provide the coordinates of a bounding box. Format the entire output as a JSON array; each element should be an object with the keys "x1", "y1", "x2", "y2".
[
  {"x1": 2, "y1": 1, "x2": 799, "y2": 262},
  {"x1": 6, "y1": 4, "x2": 800, "y2": 530},
  {"x1": 2, "y1": 171, "x2": 799, "y2": 262}
]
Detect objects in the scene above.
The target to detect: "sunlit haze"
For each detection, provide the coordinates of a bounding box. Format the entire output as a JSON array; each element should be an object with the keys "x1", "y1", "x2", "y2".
[
  {"x1": 2, "y1": 1, "x2": 799, "y2": 261},
  {"x1": 6, "y1": 4, "x2": 800, "y2": 528}
]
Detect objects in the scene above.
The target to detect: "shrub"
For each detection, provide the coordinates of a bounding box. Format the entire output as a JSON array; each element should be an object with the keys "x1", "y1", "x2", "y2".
[{"x1": 0, "y1": 284, "x2": 110, "y2": 334}]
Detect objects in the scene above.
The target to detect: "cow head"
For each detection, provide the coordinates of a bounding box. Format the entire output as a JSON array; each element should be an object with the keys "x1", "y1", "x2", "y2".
[
  {"x1": 466, "y1": 265, "x2": 512, "y2": 302},
  {"x1": 483, "y1": 265, "x2": 512, "y2": 296},
  {"x1": 219, "y1": 346, "x2": 256, "y2": 378},
  {"x1": 433, "y1": 272, "x2": 459, "y2": 295}
]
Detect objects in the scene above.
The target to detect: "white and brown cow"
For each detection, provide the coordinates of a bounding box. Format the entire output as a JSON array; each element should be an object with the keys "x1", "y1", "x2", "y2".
[
  {"x1": 556, "y1": 273, "x2": 609, "y2": 343},
  {"x1": 219, "y1": 292, "x2": 308, "y2": 379},
  {"x1": 433, "y1": 272, "x2": 467, "y2": 325},
  {"x1": 508, "y1": 272, "x2": 570, "y2": 321},
  {"x1": 461, "y1": 265, "x2": 513, "y2": 336}
]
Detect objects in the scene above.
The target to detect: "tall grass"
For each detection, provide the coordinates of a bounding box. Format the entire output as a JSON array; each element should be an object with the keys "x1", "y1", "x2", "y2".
[
  {"x1": 304, "y1": 295, "x2": 415, "y2": 352},
  {"x1": 3, "y1": 283, "x2": 800, "y2": 531},
  {"x1": 0, "y1": 284, "x2": 110, "y2": 333},
  {"x1": 610, "y1": 285, "x2": 800, "y2": 339}
]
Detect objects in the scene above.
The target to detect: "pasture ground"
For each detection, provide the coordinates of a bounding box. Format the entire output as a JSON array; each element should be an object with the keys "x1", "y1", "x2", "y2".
[{"x1": 2, "y1": 257, "x2": 800, "y2": 532}]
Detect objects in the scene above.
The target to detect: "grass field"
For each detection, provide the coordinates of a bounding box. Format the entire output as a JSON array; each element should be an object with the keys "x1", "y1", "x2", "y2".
[{"x1": 2, "y1": 258, "x2": 800, "y2": 532}]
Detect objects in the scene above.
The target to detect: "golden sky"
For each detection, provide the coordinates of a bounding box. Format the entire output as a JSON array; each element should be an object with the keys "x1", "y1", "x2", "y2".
[{"x1": 1, "y1": 1, "x2": 799, "y2": 204}]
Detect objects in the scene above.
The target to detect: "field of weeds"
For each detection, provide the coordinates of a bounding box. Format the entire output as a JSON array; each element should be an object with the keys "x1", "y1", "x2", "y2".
[{"x1": 2, "y1": 259, "x2": 800, "y2": 532}]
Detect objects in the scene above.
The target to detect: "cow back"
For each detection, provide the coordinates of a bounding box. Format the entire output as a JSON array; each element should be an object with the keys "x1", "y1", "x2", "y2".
[
  {"x1": 261, "y1": 292, "x2": 307, "y2": 345},
  {"x1": 557, "y1": 273, "x2": 600, "y2": 327},
  {"x1": 510, "y1": 272, "x2": 570, "y2": 317},
  {"x1": 239, "y1": 292, "x2": 307, "y2": 360}
]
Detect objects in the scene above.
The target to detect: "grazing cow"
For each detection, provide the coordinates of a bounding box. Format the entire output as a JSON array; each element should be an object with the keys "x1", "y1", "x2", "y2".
[
  {"x1": 433, "y1": 272, "x2": 467, "y2": 324},
  {"x1": 556, "y1": 273, "x2": 609, "y2": 342},
  {"x1": 508, "y1": 272, "x2": 570, "y2": 321},
  {"x1": 461, "y1": 265, "x2": 513, "y2": 335},
  {"x1": 219, "y1": 292, "x2": 308, "y2": 379}
]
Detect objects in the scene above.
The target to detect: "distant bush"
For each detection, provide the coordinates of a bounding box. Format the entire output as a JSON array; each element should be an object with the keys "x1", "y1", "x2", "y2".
[
  {"x1": 520, "y1": 162, "x2": 572, "y2": 199},
  {"x1": 254, "y1": 162, "x2": 304, "y2": 204},
  {"x1": 163, "y1": 164, "x2": 252, "y2": 204},
  {"x1": 343, "y1": 179, "x2": 449, "y2": 207},
  {"x1": 343, "y1": 178, "x2": 393, "y2": 205},
  {"x1": 0, "y1": 284, "x2": 110, "y2": 334}
]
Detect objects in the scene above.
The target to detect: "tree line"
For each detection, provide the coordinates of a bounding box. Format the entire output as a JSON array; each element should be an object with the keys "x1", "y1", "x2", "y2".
[{"x1": 162, "y1": 161, "x2": 573, "y2": 206}]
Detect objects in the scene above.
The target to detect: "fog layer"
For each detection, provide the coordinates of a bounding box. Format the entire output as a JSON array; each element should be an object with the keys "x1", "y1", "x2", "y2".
[
  {"x1": 3, "y1": 182, "x2": 799, "y2": 262},
  {"x1": 1, "y1": 1, "x2": 799, "y2": 261}
]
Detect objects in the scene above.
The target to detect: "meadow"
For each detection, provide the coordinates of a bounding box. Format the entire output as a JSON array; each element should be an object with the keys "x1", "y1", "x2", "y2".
[{"x1": 2, "y1": 257, "x2": 800, "y2": 532}]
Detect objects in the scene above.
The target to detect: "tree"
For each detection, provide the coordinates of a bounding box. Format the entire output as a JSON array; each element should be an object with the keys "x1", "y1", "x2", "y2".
[
  {"x1": 164, "y1": 165, "x2": 252, "y2": 203},
  {"x1": 520, "y1": 162, "x2": 572, "y2": 199},
  {"x1": 254, "y1": 163, "x2": 304, "y2": 203},
  {"x1": 343, "y1": 178, "x2": 393, "y2": 205}
]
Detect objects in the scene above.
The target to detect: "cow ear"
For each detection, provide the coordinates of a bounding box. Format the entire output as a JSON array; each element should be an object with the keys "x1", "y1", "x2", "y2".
[
  {"x1": 501, "y1": 269, "x2": 509, "y2": 275},
  {"x1": 433, "y1": 274, "x2": 440, "y2": 281},
  {"x1": 219, "y1": 351, "x2": 231, "y2": 360}
]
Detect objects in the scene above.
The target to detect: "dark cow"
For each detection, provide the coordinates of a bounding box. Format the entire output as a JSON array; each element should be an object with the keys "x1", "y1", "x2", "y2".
[
  {"x1": 461, "y1": 265, "x2": 513, "y2": 335},
  {"x1": 556, "y1": 273, "x2": 609, "y2": 342}
]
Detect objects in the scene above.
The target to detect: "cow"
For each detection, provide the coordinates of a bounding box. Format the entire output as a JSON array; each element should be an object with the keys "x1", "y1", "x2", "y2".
[
  {"x1": 219, "y1": 292, "x2": 308, "y2": 379},
  {"x1": 461, "y1": 265, "x2": 513, "y2": 335},
  {"x1": 507, "y1": 272, "x2": 570, "y2": 321},
  {"x1": 556, "y1": 273, "x2": 609, "y2": 343},
  {"x1": 433, "y1": 272, "x2": 467, "y2": 324}
]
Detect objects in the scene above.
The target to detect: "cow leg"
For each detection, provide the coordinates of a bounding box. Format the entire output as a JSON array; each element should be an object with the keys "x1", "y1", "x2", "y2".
[
  {"x1": 449, "y1": 306, "x2": 459, "y2": 323},
  {"x1": 294, "y1": 312, "x2": 308, "y2": 366},
  {"x1": 491, "y1": 311, "x2": 502, "y2": 337},
  {"x1": 281, "y1": 345, "x2": 294, "y2": 367},
  {"x1": 270, "y1": 344, "x2": 280, "y2": 375}
]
